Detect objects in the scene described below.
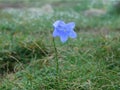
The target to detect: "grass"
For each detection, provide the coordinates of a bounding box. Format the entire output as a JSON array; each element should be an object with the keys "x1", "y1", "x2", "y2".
[{"x1": 0, "y1": 0, "x2": 120, "y2": 90}]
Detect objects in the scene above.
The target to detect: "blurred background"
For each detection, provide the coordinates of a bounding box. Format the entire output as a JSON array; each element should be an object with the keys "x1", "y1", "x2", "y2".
[{"x1": 0, "y1": 0, "x2": 120, "y2": 30}]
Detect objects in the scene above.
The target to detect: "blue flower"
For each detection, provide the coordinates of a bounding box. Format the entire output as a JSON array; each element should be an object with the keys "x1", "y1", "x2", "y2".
[{"x1": 52, "y1": 20, "x2": 77, "y2": 43}]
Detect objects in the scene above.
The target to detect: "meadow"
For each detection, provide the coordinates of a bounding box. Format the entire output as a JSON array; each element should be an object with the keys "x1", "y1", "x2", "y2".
[{"x1": 0, "y1": 0, "x2": 120, "y2": 90}]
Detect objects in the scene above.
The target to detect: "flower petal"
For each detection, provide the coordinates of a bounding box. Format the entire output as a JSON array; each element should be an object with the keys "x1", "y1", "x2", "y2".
[
  {"x1": 69, "y1": 30, "x2": 77, "y2": 38},
  {"x1": 60, "y1": 34, "x2": 68, "y2": 43},
  {"x1": 66, "y1": 22, "x2": 75, "y2": 29},
  {"x1": 53, "y1": 20, "x2": 65, "y2": 28},
  {"x1": 52, "y1": 29, "x2": 59, "y2": 37}
]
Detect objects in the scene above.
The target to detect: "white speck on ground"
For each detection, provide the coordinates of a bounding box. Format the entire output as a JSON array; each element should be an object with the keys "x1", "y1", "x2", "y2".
[{"x1": 2, "y1": 4, "x2": 54, "y2": 19}]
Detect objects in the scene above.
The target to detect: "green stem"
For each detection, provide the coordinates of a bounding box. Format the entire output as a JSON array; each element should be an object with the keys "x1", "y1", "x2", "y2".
[{"x1": 53, "y1": 38, "x2": 59, "y2": 89}]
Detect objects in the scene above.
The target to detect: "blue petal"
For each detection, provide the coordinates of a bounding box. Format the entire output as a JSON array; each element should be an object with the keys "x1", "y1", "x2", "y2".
[
  {"x1": 60, "y1": 34, "x2": 68, "y2": 43},
  {"x1": 69, "y1": 30, "x2": 77, "y2": 38},
  {"x1": 53, "y1": 20, "x2": 65, "y2": 28},
  {"x1": 66, "y1": 22, "x2": 75, "y2": 29},
  {"x1": 53, "y1": 29, "x2": 59, "y2": 37}
]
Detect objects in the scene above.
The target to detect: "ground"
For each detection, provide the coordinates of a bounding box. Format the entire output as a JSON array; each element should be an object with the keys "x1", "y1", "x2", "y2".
[{"x1": 0, "y1": 0, "x2": 120, "y2": 90}]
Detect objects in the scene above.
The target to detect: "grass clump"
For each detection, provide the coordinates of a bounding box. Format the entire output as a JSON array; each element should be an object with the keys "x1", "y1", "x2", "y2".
[{"x1": 0, "y1": 39, "x2": 47, "y2": 75}]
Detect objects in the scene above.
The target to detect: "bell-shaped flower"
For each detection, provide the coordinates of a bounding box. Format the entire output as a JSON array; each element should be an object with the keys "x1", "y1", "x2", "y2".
[{"x1": 53, "y1": 20, "x2": 77, "y2": 43}]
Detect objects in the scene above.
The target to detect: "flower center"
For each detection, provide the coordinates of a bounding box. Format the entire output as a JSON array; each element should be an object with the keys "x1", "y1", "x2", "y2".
[{"x1": 64, "y1": 29, "x2": 67, "y2": 32}]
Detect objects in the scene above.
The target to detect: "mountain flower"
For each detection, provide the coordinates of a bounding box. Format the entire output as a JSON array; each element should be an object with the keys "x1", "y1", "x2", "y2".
[{"x1": 53, "y1": 20, "x2": 77, "y2": 43}]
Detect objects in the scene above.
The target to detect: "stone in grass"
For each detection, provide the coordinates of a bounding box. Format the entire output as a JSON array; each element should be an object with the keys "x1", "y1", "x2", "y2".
[
  {"x1": 84, "y1": 8, "x2": 106, "y2": 17},
  {"x1": 28, "y1": 4, "x2": 54, "y2": 16},
  {"x1": 2, "y1": 4, "x2": 54, "y2": 18}
]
